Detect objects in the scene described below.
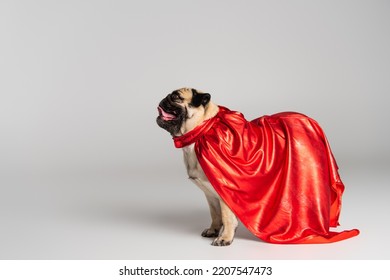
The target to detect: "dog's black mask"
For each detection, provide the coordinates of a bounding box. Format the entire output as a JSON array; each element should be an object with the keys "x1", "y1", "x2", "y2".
[{"x1": 156, "y1": 91, "x2": 186, "y2": 136}]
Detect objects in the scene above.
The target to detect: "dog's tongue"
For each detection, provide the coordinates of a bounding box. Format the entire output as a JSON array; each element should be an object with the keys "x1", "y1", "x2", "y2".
[{"x1": 158, "y1": 106, "x2": 176, "y2": 121}]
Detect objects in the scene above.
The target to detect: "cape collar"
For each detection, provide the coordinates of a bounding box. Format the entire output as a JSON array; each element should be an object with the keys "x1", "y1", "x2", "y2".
[{"x1": 173, "y1": 106, "x2": 225, "y2": 148}]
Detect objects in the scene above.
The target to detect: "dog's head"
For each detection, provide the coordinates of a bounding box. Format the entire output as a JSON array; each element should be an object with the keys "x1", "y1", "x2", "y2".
[{"x1": 156, "y1": 88, "x2": 216, "y2": 136}]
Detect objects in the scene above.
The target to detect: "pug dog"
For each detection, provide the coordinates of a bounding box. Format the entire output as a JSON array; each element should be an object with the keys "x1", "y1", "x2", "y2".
[{"x1": 156, "y1": 88, "x2": 238, "y2": 246}]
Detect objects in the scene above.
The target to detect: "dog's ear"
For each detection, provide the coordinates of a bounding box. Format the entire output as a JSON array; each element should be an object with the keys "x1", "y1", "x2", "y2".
[{"x1": 191, "y1": 89, "x2": 211, "y2": 107}]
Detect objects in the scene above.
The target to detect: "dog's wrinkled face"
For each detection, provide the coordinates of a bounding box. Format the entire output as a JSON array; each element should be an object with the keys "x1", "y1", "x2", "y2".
[{"x1": 156, "y1": 88, "x2": 211, "y2": 136}]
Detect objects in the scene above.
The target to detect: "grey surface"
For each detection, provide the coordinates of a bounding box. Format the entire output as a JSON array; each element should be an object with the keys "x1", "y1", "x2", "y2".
[
  {"x1": 0, "y1": 0, "x2": 389, "y2": 259},
  {"x1": 0, "y1": 161, "x2": 389, "y2": 259}
]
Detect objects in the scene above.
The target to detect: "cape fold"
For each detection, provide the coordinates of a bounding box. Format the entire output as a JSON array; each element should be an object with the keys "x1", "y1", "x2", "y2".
[{"x1": 173, "y1": 106, "x2": 359, "y2": 244}]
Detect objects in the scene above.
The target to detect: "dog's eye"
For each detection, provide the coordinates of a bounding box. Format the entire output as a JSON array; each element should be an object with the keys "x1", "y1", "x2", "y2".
[{"x1": 170, "y1": 92, "x2": 182, "y2": 102}]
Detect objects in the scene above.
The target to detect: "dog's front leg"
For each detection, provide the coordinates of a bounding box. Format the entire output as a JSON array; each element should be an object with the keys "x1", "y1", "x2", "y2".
[
  {"x1": 211, "y1": 199, "x2": 238, "y2": 246},
  {"x1": 201, "y1": 194, "x2": 222, "y2": 238}
]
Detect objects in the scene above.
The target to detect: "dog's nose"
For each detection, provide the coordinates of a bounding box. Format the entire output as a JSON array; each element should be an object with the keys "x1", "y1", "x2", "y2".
[{"x1": 159, "y1": 97, "x2": 168, "y2": 107}]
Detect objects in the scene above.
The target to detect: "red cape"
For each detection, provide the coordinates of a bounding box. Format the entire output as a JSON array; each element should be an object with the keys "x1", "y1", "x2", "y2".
[{"x1": 174, "y1": 106, "x2": 359, "y2": 244}]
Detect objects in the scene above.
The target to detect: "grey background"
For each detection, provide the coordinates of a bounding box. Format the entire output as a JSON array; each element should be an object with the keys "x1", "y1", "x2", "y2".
[{"x1": 0, "y1": 0, "x2": 389, "y2": 259}]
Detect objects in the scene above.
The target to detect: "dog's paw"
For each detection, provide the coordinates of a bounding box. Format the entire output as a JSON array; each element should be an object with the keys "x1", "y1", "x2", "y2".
[
  {"x1": 211, "y1": 237, "x2": 233, "y2": 246},
  {"x1": 201, "y1": 228, "x2": 219, "y2": 238}
]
